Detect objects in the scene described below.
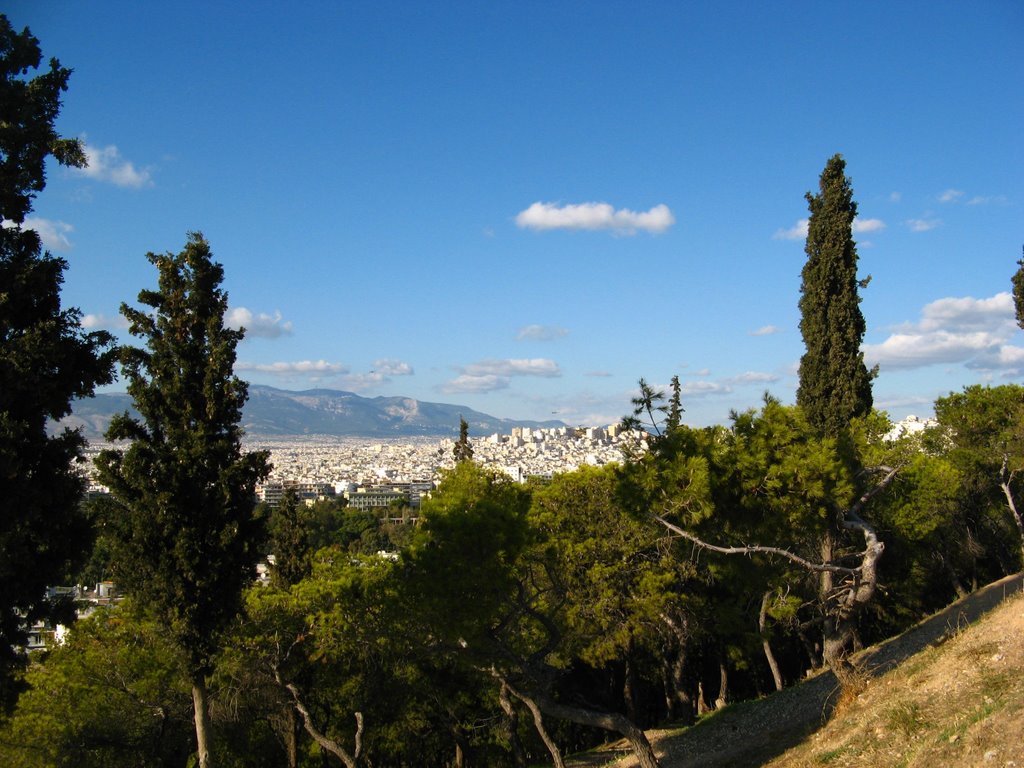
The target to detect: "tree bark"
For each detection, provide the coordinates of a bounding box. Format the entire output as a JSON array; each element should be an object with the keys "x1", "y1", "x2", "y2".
[
  {"x1": 191, "y1": 676, "x2": 213, "y2": 768},
  {"x1": 277, "y1": 671, "x2": 361, "y2": 768},
  {"x1": 498, "y1": 682, "x2": 528, "y2": 768},
  {"x1": 759, "y1": 591, "x2": 784, "y2": 692},
  {"x1": 660, "y1": 611, "x2": 694, "y2": 725},
  {"x1": 280, "y1": 705, "x2": 299, "y2": 768},
  {"x1": 623, "y1": 646, "x2": 639, "y2": 725},
  {"x1": 504, "y1": 681, "x2": 566, "y2": 768},
  {"x1": 715, "y1": 660, "x2": 729, "y2": 710},
  {"x1": 999, "y1": 456, "x2": 1024, "y2": 559},
  {"x1": 506, "y1": 682, "x2": 660, "y2": 768}
]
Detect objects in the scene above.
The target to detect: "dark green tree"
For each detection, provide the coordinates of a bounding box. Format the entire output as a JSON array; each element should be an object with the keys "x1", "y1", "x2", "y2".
[
  {"x1": 95, "y1": 233, "x2": 270, "y2": 768},
  {"x1": 1012, "y1": 245, "x2": 1024, "y2": 330},
  {"x1": 796, "y1": 154, "x2": 874, "y2": 437},
  {"x1": 0, "y1": 606, "x2": 194, "y2": 768},
  {"x1": 266, "y1": 490, "x2": 309, "y2": 588},
  {"x1": 453, "y1": 415, "x2": 474, "y2": 463},
  {"x1": 667, "y1": 375, "x2": 684, "y2": 433},
  {"x1": 933, "y1": 384, "x2": 1024, "y2": 564},
  {"x1": 0, "y1": 14, "x2": 115, "y2": 705}
]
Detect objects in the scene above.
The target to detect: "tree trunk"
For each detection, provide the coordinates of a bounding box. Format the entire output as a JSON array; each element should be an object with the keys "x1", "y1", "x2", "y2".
[
  {"x1": 498, "y1": 682, "x2": 528, "y2": 768},
  {"x1": 759, "y1": 591, "x2": 784, "y2": 692},
  {"x1": 696, "y1": 680, "x2": 711, "y2": 715},
  {"x1": 714, "y1": 660, "x2": 729, "y2": 709},
  {"x1": 998, "y1": 458, "x2": 1024, "y2": 559},
  {"x1": 508, "y1": 684, "x2": 660, "y2": 768},
  {"x1": 659, "y1": 612, "x2": 694, "y2": 725},
  {"x1": 623, "y1": 648, "x2": 639, "y2": 725},
  {"x1": 451, "y1": 726, "x2": 474, "y2": 768},
  {"x1": 191, "y1": 676, "x2": 212, "y2": 768},
  {"x1": 279, "y1": 674, "x2": 360, "y2": 768},
  {"x1": 285, "y1": 706, "x2": 299, "y2": 768},
  {"x1": 505, "y1": 682, "x2": 565, "y2": 768}
]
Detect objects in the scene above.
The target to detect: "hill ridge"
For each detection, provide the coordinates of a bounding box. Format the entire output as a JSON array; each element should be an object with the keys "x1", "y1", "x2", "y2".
[{"x1": 58, "y1": 384, "x2": 569, "y2": 440}]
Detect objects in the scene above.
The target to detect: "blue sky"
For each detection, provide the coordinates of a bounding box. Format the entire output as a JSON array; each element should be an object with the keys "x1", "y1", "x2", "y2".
[{"x1": 6, "y1": 1, "x2": 1023, "y2": 428}]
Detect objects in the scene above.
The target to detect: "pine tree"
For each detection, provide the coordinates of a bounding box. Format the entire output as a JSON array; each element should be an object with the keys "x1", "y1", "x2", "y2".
[
  {"x1": 0, "y1": 15, "x2": 115, "y2": 705},
  {"x1": 796, "y1": 154, "x2": 874, "y2": 437},
  {"x1": 95, "y1": 233, "x2": 270, "y2": 768}
]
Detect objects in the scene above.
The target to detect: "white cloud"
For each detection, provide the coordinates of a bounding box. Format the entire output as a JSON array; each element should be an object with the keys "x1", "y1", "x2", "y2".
[
  {"x1": 236, "y1": 360, "x2": 347, "y2": 375},
  {"x1": 775, "y1": 216, "x2": 884, "y2": 240},
  {"x1": 73, "y1": 143, "x2": 152, "y2": 188},
  {"x1": 442, "y1": 357, "x2": 561, "y2": 395},
  {"x1": 517, "y1": 324, "x2": 569, "y2": 341},
  {"x1": 939, "y1": 189, "x2": 964, "y2": 203},
  {"x1": 372, "y1": 358, "x2": 414, "y2": 376},
  {"x1": 4, "y1": 217, "x2": 76, "y2": 251},
  {"x1": 905, "y1": 218, "x2": 941, "y2": 232},
  {"x1": 681, "y1": 380, "x2": 733, "y2": 397},
  {"x1": 225, "y1": 307, "x2": 293, "y2": 338},
  {"x1": 966, "y1": 195, "x2": 1008, "y2": 206},
  {"x1": 441, "y1": 374, "x2": 509, "y2": 394},
  {"x1": 853, "y1": 218, "x2": 886, "y2": 234},
  {"x1": 81, "y1": 313, "x2": 129, "y2": 330},
  {"x1": 585, "y1": 370, "x2": 613, "y2": 377},
  {"x1": 773, "y1": 219, "x2": 808, "y2": 240},
  {"x1": 725, "y1": 371, "x2": 780, "y2": 385},
  {"x1": 864, "y1": 292, "x2": 1023, "y2": 371},
  {"x1": 463, "y1": 358, "x2": 561, "y2": 378},
  {"x1": 750, "y1": 325, "x2": 780, "y2": 336},
  {"x1": 515, "y1": 201, "x2": 675, "y2": 235},
  {"x1": 888, "y1": 192, "x2": 902, "y2": 203}
]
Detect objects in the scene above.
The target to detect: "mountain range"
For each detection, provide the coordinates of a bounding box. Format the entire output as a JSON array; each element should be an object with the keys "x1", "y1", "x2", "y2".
[{"x1": 58, "y1": 385, "x2": 567, "y2": 440}]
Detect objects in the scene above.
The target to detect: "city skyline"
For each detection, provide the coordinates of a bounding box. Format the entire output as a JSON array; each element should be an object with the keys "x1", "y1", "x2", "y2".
[{"x1": 6, "y1": 2, "x2": 1023, "y2": 427}]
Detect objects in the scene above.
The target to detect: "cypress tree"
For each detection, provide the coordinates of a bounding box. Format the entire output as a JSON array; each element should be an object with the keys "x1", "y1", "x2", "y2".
[
  {"x1": 1012, "y1": 246, "x2": 1024, "y2": 331},
  {"x1": 95, "y1": 233, "x2": 270, "y2": 768},
  {"x1": 796, "y1": 154, "x2": 874, "y2": 437},
  {"x1": 454, "y1": 415, "x2": 474, "y2": 462},
  {"x1": 0, "y1": 15, "x2": 115, "y2": 705},
  {"x1": 666, "y1": 375, "x2": 684, "y2": 433}
]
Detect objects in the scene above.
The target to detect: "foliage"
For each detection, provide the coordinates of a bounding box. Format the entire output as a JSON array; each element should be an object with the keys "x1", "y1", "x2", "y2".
[
  {"x1": 94, "y1": 233, "x2": 270, "y2": 766},
  {"x1": 1013, "y1": 246, "x2": 1024, "y2": 330},
  {"x1": 406, "y1": 461, "x2": 530, "y2": 649},
  {"x1": 0, "y1": 14, "x2": 115, "y2": 705},
  {"x1": 796, "y1": 153, "x2": 874, "y2": 437},
  {"x1": 0, "y1": 606, "x2": 194, "y2": 768},
  {"x1": 95, "y1": 233, "x2": 271, "y2": 674},
  {"x1": 931, "y1": 384, "x2": 1024, "y2": 570},
  {"x1": 453, "y1": 415, "x2": 474, "y2": 463},
  {"x1": 667, "y1": 375, "x2": 684, "y2": 433}
]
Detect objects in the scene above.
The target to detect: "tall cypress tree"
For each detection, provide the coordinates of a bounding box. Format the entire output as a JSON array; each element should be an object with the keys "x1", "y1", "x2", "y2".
[
  {"x1": 666, "y1": 375, "x2": 684, "y2": 433},
  {"x1": 95, "y1": 233, "x2": 270, "y2": 768},
  {"x1": 0, "y1": 15, "x2": 115, "y2": 705},
  {"x1": 796, "y1": 154, "x2": 874, "y2": 437},
  {"x1": 1012, "y1": 246, "x2": 1024, "y2": 331}
]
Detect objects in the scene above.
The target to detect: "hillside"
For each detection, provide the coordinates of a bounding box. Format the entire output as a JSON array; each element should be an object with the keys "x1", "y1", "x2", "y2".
[
  {"x1": 57, "y1": 385, "x2": 567, "y2": 439},
  {"x1": 568, "y1": 573, "x2": 1024, "y2": 768}
]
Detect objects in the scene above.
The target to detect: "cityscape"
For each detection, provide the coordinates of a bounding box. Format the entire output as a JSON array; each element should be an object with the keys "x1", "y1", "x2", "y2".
[{"x1": 83, "y1": 423, "x2": 644, "y2": 510}]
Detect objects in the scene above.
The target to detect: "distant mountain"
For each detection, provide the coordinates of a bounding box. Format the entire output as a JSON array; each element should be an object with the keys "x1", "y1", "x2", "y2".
[{"x1": 58, "y1": 385, "x2": 566, "y2": 440}]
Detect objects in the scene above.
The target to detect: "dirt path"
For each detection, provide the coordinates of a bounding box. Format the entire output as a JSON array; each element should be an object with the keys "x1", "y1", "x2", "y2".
[{"x1": 565, "y1": 573, "x2": 1024, "y2": 768}]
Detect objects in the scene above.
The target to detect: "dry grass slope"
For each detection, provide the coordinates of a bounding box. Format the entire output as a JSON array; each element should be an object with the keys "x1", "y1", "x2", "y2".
[{"x1": 566, "y1": 573, "x2": 1024, "y2": 768}]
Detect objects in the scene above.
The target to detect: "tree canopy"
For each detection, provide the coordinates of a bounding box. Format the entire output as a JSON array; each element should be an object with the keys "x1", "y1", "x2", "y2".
[
  {"x1": 796, "y1": 154, "x2": 874, "y2": 437},
  {"x1": 95, "y1": 233, "x2": 270, "y2": 767},
  {"x1": 0, "y1": 13, "x2": 114, "y2": 706}
]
